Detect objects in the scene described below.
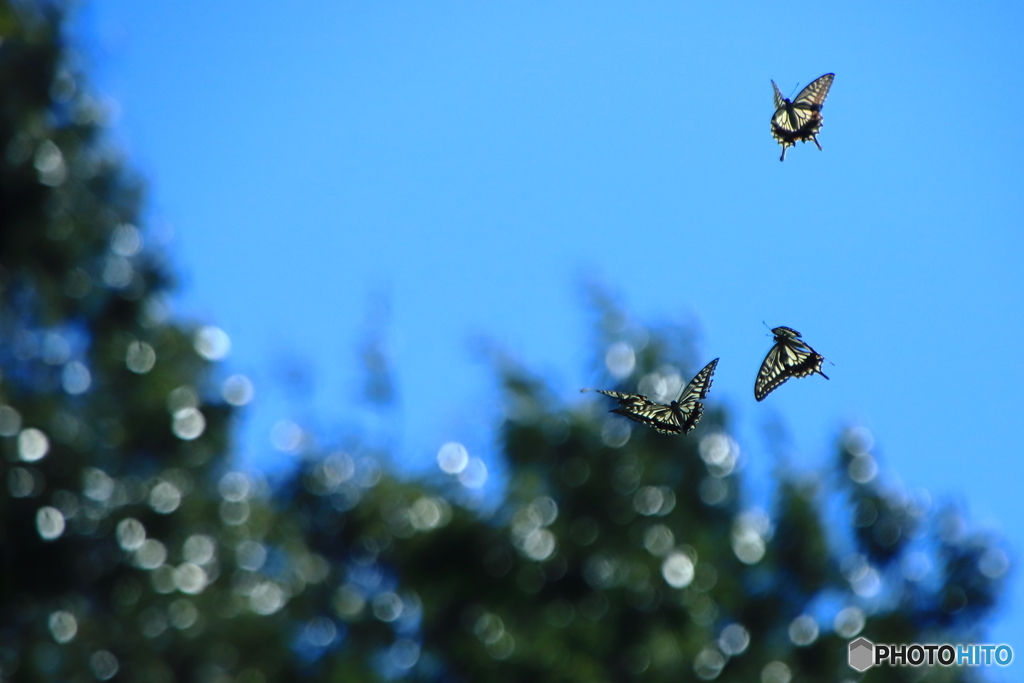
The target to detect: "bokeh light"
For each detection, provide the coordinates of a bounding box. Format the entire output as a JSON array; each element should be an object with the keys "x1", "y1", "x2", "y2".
[
  {"x1": 633, "y1": 486, "x2": 675, "y2": 516},
  {"x1": 699, "y1": 433, "x2": 739, "y2": 478},
  {"x1": 843, "y1": 426, "x2": 875, "y2": 456},
  {"x1": 788, "y1": 615, "x2": 818, "y2": 646},
  {"x1": 731, "y1": 510, "x2": 769, "y2": 565},
  {"x1": 41, "y1": 332, "x2": 70, "y2": 365},
  {"x1": 193, "y1": 326, "x2": 231, "y2": 361},
  {"x1": 222, "y1": 374, "x2": 255, "y2": 406},
  {"x1": 7, "y1": 467, "x2": 36, "y2": 497},
  {"x1": 761, "y1": 661, "x2": 792, "y2": 683},
  {"x1": 61, "y1": 361, "x2": 91, "y2": 394},
  {"x1": 512, "y1": 498, "x2": 558, "y2": 561},
  {"x1": 34, "y1": 140, "x2": 66, "y2": 186},
  {"x1": 601, "y1": 419, "x2": 630, "y2": 448},
  {"x1": 643, "y1": 524, "x2": 675, "y2": 556},
  {"x1": 372, "y1": 592, "x2": 403, "y2": 622},
  {"x1": 389, "y1": 639, "x2": 420, "y2": 668},
  {"x1": 149, "y1": 481, "x2": 182, "y2": 514},
  {"x1": 48, "y1": 611, "x2": 77, "y2": 644},
  {"x1": 183, "y1": 534, "x2": 216, "y2": 565},
  {"x1": 236, "y1": 541, "x2": 268, "y2": 571},
  {"x1": 36, "y1": 506, "x2": 65, "y2": 540},
  {"x1": 219, "y1": 500, "x2": 250, "y2": 526},
  {"x1": 218, "y1": 472, "x2": 251, "y2": 501},
  {"x1": 0, "y1": 405, "x2": 22, "y2": 436},
  {"x1": 457, "y1": 457, "x2": 487, "y2": 488},
  {"x1": 604, "y1": 342, "x2": 635, "y2": 379},
  {"x1": 116, "y1": 518, "x2": 146, "y2": 551},
  {"x1": 699, "y1": 477, "x2": 729, "y2": 506},
  {"x1": 168, "y1": 599, "x2": 198, "y2": 629},
  {"x1": 833, "y1": 606, "x2": 865, "y2": 638},
  {"x1": 409, "y1": 497, "x2": 451, "y2": 531},
  {"x1": 719, "y1": 623, "x2": 750, "y2": 655},
  {"x1": 661, "y1": 552, "x2": 694, "y2": 588},
  {"x1": 125, "y1": 341, "x2": 156, "y2": 374},
  {"x1": 841, "y1": 553, "x2": 882, "y2": 598},
  {"x1": 167, "y1": 385, "x2": 199, "y2": 412},
  {"x1": 135, "y1": 539, "x2": 167, "y2": 570},
  {"x1": 901, "y1": 551, "x2": 931, "y2": 582},
  {"x1": 249, "y1": 582, "x2": 286, "y2": 615},
  {"x1": 848, "y1": 453, "x2": 878, "y2": 483},
  {"x1": 270, "y1": 420, "x2": 304, "y2": 453},
  {"x1": 693, "y1": 646, "x2": 725, "y2": 680},
  {"x1": 979, "y1": 548, "x2": 1010, "y2": 579},
  {"x1": 89, "y1": 651, "x2": 118, "y2": 680},
  {"x1": 102, "y1": 254, "x2": 133, "y2": 288},
  {"x1": 173, "y1": 563, "x2": 208, "y2": 594},
  {"x1": 171, "y1": 407, "x2": 205, "y2": 441},
  {"x1": 110, "y1": 223, "x2": 142, "y2": 257},
  {"x1": 83, "y1": 468, "x2": 114, "y2": 502},
  {"x1": 437, "y1": 442, "x2": 469, "y2": 474},
  {"x1": 305, "y1": 617, "x2": 337, "y2": 647},
  {"x1": 333, "y1": 584, "x2": 366, "y2": 620},
  {"x1": 18, "y1": 428, "x2": 50, "y2": 462}
]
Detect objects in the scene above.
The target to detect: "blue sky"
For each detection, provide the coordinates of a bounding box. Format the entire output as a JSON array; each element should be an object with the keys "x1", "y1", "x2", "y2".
[{"x1": 81, "y1": 0, "x2": 1023, "y2": 649}]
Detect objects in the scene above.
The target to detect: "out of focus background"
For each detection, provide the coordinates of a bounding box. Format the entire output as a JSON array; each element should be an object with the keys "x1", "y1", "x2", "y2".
[{"x1": 1, "y1": 1, "x2": 1020, "y2": 681}]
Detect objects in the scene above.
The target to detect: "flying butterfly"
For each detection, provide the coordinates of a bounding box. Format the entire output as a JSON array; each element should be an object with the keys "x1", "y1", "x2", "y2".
[
  {"x1": 770, "y1": 73, "x2": 834, "y2": 161},
  {"x1": 582, "y1": 358, "x2": 719, "y2": 435},
  {"x1": 754, "y1": 327, "x2": 829, "y2": 401}
]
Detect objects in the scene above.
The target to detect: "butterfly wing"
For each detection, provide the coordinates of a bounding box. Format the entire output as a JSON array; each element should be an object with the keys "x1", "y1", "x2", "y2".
[
  {"x1": 754, "y1": 327, "x2": 829, "y2": 401},
  {"x1": 583, "y1": 389, "x2": 683, "y2": 435},
  {"x1": 613, "y1": 401, "x2": 684, "y2": 435},
  {"x1": 771, "y1": 73, "x2": 834, "y2": 160},
  {"x1": 771, "y1": 80, "x2": 787, "y2": 110},
  {"x1": 672, "y1": 358, "x2": 719, "y2": 434},
  {"x1": 792, "y1": 73, "x2": 834, "y2": 109}
]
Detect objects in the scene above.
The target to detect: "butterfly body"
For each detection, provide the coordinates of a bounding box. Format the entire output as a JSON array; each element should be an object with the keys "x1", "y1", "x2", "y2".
[
  {"x1": 583, "y1": 358, "x2": 719, "y2": 435},
  {"x1": 771, "y1": 73, "x2": 834, "y2": 161},
  {"x1": 754, "y1": 327, "x2": 828, "y2": 401}
]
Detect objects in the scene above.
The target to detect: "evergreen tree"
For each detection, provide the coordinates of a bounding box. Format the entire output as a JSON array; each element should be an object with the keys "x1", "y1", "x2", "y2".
[
  {"x1": 277, "y1": 301, "x2": 1007, "y2": 682},
  {"x1": 1, "y1": 4, "x2": 320, "y2": 681}
]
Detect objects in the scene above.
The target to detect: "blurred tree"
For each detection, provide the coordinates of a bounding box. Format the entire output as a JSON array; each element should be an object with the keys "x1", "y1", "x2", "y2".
[
  {"x1": 0, "y1": 3, "x2": 331, "y2": 681},
  {"x1": 278, "y1": 300, "x2": 1008, "y2": 682},
  {"x1": 0, "y1": 3, "x2": 1008, "y2": 683}
]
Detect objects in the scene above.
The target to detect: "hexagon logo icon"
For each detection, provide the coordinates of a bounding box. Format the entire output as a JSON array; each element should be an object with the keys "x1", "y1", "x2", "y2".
[{"x1": 848, "y1": 637, "x2": 874, "y2": 671}]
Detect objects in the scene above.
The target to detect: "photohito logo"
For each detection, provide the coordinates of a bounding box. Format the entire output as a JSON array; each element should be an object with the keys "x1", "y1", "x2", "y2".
[
  {"x1": 848, "y1": 637, "x2": 1013, "y2": 671},
  {"x1": 848, "y1": 638, "x2": 874, "y2": 672}
]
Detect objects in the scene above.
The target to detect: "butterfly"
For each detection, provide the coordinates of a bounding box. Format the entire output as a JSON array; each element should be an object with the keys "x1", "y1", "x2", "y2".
[
  {"x1": 771, "y1": 73, "x2": 834, "y2": 161},
  {"x1": 754, "y1": 327, "x2": 829, "y2": 401},
  {"x1": 582, "y1": 358, "x2": 719, "y2": 435}
]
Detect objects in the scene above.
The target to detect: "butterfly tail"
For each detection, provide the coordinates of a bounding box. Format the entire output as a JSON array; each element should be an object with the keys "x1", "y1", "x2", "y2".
[{"x1": 812, "y1": 135, "x2": 823, "y2": 152}]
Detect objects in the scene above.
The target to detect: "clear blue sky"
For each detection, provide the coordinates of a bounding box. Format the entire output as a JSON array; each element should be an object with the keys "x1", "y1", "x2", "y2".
[{"x1": 81, "y1": 0, "x2": 1023, "y2": 650}]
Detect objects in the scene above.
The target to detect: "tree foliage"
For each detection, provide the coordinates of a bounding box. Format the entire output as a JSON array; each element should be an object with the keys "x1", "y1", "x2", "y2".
[{"x1": 0, "y1": 3, "x2": 1008, "y2": 682}]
